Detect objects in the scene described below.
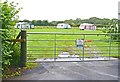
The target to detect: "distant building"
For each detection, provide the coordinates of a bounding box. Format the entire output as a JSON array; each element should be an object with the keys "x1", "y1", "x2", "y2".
[
  {"x1": 14, "y1": 22, "x2": 34, "y2": 29},
  {"x1": 57, "y1": 23, "x2": 71, "y2": 29},
  {"x1": 79, "y1": 23, "x2": 96, "y2": 30}
]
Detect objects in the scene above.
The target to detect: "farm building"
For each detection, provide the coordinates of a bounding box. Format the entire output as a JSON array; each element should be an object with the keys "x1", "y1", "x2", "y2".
[
  {"x1": 14, "y1": 22, "x2": 34, "y2": 29},
  {"x1": 79, "y1": 23, "x2": 96, "y2": 30},
  {"x1": 57, "y1": 23, "x2": 71, "y2": 29}
]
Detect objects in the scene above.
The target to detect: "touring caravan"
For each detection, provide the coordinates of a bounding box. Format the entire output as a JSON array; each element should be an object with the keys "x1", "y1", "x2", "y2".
[
  {"x1": 57, "y1": 23, "x2": 71, "y2": 29},
  {"x1": 79, "y1": 23, "x2": 96, "y2": 30},
  {"x1": 14, "y1": 22, "x2": 34, "y2": 29}
]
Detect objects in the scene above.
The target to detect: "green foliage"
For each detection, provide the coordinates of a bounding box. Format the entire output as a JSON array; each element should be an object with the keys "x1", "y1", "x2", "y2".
[
  {"x1": 1, "y1": 29, "x2": 21, "y2": 68},
  {"x1": 23, "y1": 19, "x2": 30, "y2": 23},
  {"x1": 10, "y1": 43, "x2": 20, "y2": 67},
  {"x1": 31, "y1": 20, "x2": 50, "y2": 26},
  {"x1": 1, "y1": 1, "x2": 21, "y2": 69},
  {"x1": 1, "y1": 1, "x2": 21, "y2": 29},
  {"x1": 2, "y1": 44, "x2": 12, "y2": 66}
]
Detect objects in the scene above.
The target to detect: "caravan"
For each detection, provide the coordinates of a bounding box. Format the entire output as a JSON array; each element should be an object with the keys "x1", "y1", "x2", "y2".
[
  {"x1": 57, "y1": 23, "x2": 71, "y2": 29},
  {"x1": 79, "y1": 23, "x2": 96, "y2": 30},
  {"x1": 14, "y1": 22, "x2": 34, "y2": 29}
]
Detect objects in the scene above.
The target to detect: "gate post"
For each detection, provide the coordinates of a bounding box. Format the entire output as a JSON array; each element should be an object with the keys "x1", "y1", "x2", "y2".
[
  {"x1": 20, "y1": 30, "x2": 27, "y2": 67},
  {"x1": 82, "y1": 34, "x2": 85, "y2": 61},
  {"x1": 54, "y1": 33, "x2": 56, "y2": 61}
]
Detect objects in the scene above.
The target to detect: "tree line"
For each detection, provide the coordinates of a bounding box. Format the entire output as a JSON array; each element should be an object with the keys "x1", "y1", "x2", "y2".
[{"x1": 21, "y1": 17, "x2": 118, "y2": 28}]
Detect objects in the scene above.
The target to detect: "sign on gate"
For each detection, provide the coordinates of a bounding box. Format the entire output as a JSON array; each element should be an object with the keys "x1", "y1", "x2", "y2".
[{"x1": 76, "y1": 39, "x2": 85, "y2": 48}]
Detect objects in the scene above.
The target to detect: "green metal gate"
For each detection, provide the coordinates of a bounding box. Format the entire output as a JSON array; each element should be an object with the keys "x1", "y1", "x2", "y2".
[{"x1": 26, "y1": 32, "x2": 119, "y2": 62}]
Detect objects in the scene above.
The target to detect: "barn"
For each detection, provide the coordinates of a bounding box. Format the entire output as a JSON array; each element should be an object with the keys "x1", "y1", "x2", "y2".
[
  {"x1": 57, "y1": 23, "x2": 71, "y2": 29},
  {"x1": 14, "y1": 22, "x2": 34, "y2": 29},
  {"x1": 79, "y1": 23, "x2": 96, "y2": 30}
]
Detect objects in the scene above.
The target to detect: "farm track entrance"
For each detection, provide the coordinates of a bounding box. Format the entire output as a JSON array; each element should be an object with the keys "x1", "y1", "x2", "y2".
[{"x1": 26, "y1": 32, "x2": 119, "y2": 62}]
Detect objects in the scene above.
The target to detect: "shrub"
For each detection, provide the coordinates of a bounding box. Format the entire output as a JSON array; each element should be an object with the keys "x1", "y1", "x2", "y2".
[{"x1": 0, "y1": 1, "x2": 22, "y2": 69}]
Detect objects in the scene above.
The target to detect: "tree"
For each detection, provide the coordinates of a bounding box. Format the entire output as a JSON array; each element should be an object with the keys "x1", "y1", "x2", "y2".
[
  {"x1": 1, "y1": 1, "x2": 21, "y2": 29},
  {"x1": 23, "y1": 19, "x2": 30, "y2": 23},
  {"x1": 41, "y1": 20, "x2": 49, "y2": 26}
]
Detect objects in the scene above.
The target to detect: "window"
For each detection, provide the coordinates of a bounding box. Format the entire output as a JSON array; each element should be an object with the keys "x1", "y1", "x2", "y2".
[{"x1": 61, "y1": 25, "x2": 63, "y2": 26}]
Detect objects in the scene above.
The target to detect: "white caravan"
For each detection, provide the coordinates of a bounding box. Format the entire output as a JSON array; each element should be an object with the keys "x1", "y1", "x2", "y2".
[
  {"x1": 57, "y1": 23, "x2": 71, "y2": 29},
  {"x1": 14, "y1": 22, "x2": 34, "y2": 29}
]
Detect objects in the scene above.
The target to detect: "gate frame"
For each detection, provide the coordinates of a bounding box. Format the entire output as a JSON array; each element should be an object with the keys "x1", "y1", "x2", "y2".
[{"x1": 26, "y1": 32, "x2": 119, "y2": 62}]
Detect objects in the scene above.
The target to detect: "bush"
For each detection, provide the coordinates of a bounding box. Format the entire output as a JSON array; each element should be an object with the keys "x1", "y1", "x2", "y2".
[
  {"x1": 1, "y1": 1, "x2": 22, "y2": 70},
  {"x1": 10, "y1": 43, "x2": 20, "y2": 67},
  {"x1": 2, "y1": 29, "x2": 20, "y2": 68}
]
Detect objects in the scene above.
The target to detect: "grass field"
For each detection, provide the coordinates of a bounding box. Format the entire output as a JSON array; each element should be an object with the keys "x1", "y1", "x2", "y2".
[{"x1": 25, "y1": 26, "x2": 118, "y2": 60}]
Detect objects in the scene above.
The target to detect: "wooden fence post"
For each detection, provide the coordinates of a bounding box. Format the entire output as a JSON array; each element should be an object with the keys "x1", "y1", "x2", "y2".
[{"x1": 20, "y1": 30, "x2": 27, "y2": 67}]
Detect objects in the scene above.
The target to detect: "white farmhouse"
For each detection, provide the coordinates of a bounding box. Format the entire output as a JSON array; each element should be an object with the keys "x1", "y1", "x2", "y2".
[
  {"x1": 79, "y1": 23, "x2": 96, "y2": 30},
  {"x1": 14, "y1": 22, "x2": 34, "y2": 29},
  {"x1": 57, "y1": 23, "x2": 71, "y2": 29}
]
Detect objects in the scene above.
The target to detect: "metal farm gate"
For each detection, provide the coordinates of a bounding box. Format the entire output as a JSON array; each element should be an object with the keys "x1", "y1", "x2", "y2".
[{"x1": 26, "y1": 32, "x2": 119, "y2": 62}]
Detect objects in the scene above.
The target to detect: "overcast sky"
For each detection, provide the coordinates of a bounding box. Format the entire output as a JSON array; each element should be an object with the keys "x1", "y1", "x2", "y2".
[{"x1": 8, "y1": 0, "x2": 120, "y2": 21}]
